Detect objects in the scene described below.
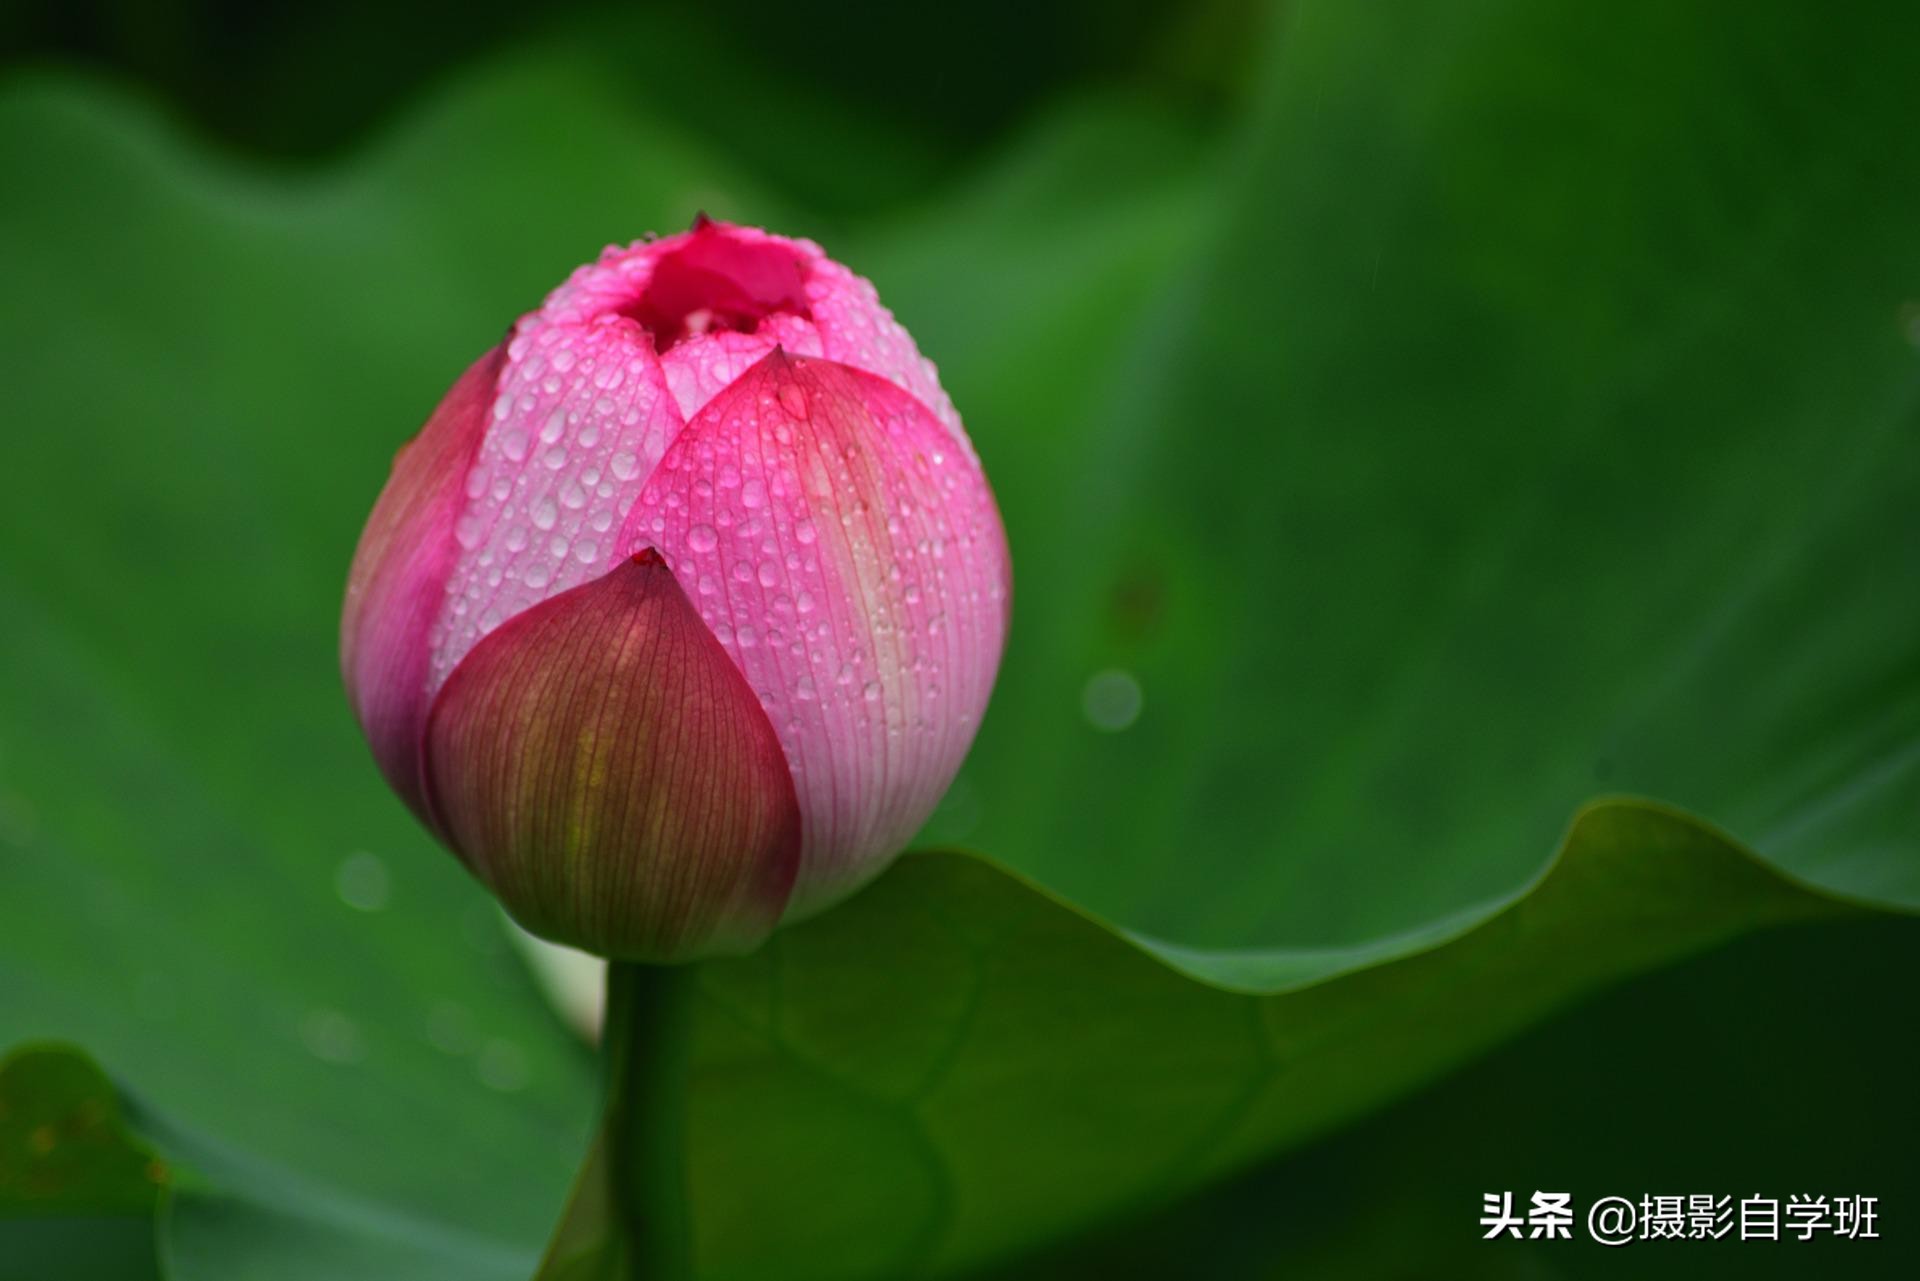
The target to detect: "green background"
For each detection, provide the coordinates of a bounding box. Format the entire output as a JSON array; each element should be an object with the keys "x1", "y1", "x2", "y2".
[{"x1": 2, "y1": 0, "x2": 1916, "y2": 1276}]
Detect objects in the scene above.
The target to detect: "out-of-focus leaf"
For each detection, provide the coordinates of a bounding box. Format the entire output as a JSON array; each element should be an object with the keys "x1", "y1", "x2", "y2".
[
  {"x1": 0, "y1": 1043, "x2": 167, "y2": 1215},
  {"x1": 997, "y1": 913, "x2": 1920, "y2": 1280},
  {"x1": 0, "y1": 1045, "x2": 167, "y2": 1281},
  {"x1": 0, "y1": 1044, "x2": 534, "y2": 1280},
  {"x1": 562, "y1": 800, "x2": 1892, "y2": 1279},
  {"x1": 924, "y1": 0, "x2": 1920, "y2": 947}
]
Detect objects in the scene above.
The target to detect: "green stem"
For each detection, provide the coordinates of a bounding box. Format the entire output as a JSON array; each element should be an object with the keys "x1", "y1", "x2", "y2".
[{"x1": 602, "y1": 960, "x2": 695, "y2": 1280}]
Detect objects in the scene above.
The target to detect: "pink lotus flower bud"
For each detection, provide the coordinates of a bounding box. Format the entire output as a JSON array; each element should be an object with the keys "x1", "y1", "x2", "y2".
[{"x1": 341, "y1": 220, "x2": 1011, "y2": 960}]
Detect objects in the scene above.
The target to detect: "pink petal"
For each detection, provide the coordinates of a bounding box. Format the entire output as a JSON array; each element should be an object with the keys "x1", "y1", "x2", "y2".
[
  {"x1": 429, "y1": 314, "x2": 685, "y2": 692},
  {"x1": 655, "y1": 316, "x2": 821, "y2": 421},
  {"x1": 540, "y1": 220, "x2": 963, "y2": 434},
  {"x1": 341, "y1": 344, "x2": 503, "y2": 821},
  {"x1": 426, "y1": 221, "x2": 980, "y2": 704},
  {"x1": 619, "y1": 350, "x2": 1011, "y2": 918},
  {"x1": 801, "y1": 249, "x2": 966, "y2": 446},
  {"x1": 422, "y1": 550, "x2": 801, "y2": 961}
]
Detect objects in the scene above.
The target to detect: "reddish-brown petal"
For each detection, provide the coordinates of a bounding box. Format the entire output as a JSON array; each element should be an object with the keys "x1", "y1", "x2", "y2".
[{"x1": 421, "y1": 551, "x2": 801, "y2": 961}]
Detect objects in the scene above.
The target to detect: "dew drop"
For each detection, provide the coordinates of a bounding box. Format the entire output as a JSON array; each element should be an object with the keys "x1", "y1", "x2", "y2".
[
  {"x1": 425, "y1": 1001, "x2": 478, "y2": 1055},
  {"x1": 334, "y1": 851, "x2": 390, "y2": 912},
  {"x1": 1082, "y1": 669, "x2": 1144, "y2": 732},
  {"x1": 476, "y1": 1038, "x2": 530, "y2": 1092},
  {"x1": 301, "y1": 1009, "x2": 366, "y2": 1065}
]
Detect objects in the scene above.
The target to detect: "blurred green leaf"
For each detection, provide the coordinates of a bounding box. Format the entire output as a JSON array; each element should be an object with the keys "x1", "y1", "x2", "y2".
[
  {"x1": 999, "y1": 913, "x2": 1920, "y2": 1279},
  {"x1": 929, "y1": 0, "x2": 1920, "y2": 947},
  {"x1": 0, "y1": 1044, "x2": 165, "y2": 1280},
  {"x1": 558, "y1": 801, "x2": 1880, "y2": 1279},
  {"x1": 0, "y1": 1043, "x2": 165, "y2": 1215},
  {"x1": 0, "y1": 1044, "x2": 536, "y2": 1279}
]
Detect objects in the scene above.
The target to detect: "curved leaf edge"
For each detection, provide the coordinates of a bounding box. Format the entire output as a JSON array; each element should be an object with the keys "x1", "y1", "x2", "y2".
[{"x1": 923, "y1": 794, "x2": 1903, "y2": 997}]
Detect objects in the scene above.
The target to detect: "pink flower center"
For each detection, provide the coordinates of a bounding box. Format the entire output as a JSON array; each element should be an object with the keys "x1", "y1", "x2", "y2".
[{"x1": 624, "y1": 225, "x2": 813, "y2": 353}]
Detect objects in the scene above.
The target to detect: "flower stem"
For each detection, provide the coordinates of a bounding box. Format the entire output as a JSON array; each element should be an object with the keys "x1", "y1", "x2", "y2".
[{"x1": 602, "y1": 959, "x2": 694, "y2": 1280}]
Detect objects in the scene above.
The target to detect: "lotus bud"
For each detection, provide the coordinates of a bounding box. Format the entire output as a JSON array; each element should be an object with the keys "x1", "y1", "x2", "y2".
[{"x1": 341, "y1": 220, "x2": 1011, "y2": 960}]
